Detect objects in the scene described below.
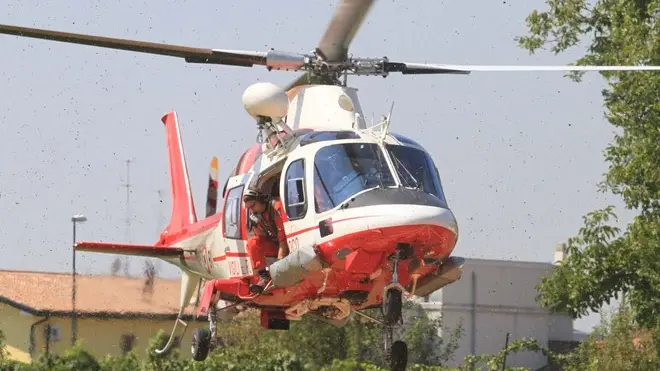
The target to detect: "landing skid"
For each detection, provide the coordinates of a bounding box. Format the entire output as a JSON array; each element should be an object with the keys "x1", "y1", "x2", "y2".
[
  {"x1": 189, "y1": 280, "x2": 274, "y2": 362},
  {"x1": 155, "y1": 272, "x2": 201, "y2": 355},
  {"x1": 154, "y1": 315, "x2": 189, "y2": 355}
]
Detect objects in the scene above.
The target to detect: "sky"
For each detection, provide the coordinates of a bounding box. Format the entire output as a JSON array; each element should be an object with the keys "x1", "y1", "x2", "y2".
[{"x1": 0, "y1": 0, "x2": 632, "y2": 333}]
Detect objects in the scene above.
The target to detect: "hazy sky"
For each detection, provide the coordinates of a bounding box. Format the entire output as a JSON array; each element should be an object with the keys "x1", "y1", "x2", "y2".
[{"x1": 0, "y1": 1, "x2": 630, "y2": 332}]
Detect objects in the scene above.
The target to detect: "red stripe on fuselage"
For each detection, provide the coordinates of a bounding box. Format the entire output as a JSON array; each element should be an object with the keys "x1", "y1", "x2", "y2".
[
  {"x1": 212, "y1": 252, "x2": 249, "y2": 262},
  {"x1": 286, "y1": 216, "x2": 371, "y2": 238}
]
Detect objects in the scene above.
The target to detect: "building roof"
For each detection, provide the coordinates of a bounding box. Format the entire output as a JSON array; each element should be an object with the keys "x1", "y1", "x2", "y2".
[
  {"x1": 0, "y1": 269, "x2": 199, "y2": 320},
  {"x1": 462, "y1": 257, "x2": 556, "y2": 270}
]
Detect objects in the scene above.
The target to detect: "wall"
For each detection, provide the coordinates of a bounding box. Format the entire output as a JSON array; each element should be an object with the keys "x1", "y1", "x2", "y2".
[
  {"x1": 423, "y1": 259, "x2": 574, "y2": 369},
  {"x1": 0, "y1": 303, "x2": 39, "y2": 363},
  {"x1": 33, "y1": 316, "x2": 208, "y2": 361},
  {"x1": 0, "y1": 303, "x2": 208, "y2": 363}
]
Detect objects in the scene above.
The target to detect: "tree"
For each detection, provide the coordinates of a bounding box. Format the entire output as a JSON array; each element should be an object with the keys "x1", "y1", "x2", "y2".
[
  {"x1": 553, "y1": 302, "x2": 659, "y2": 371},
  {"x1": 142, "y1": 260, "x2": 157, "y2": 301},
  {"x1": 110, "y1": 257, "x2": 121, "y2": 276},
  {"x1": 517, "y1": 0, "x2": 660, "y2": 329}
]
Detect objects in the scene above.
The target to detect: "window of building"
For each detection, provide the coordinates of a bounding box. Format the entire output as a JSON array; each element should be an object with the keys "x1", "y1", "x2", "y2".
[
  {"x1": 284, "y1": 159, "x2": 306, "y2": 220},
  {"x1": 44, "y1": 324, "x2": 61, "y2": 342},
  {"x1": 120, "y1": 333, "x2": 135, "y2": 353},
  {"x1": 223, "y1": 184, "x2": 244, "y2": 239}
]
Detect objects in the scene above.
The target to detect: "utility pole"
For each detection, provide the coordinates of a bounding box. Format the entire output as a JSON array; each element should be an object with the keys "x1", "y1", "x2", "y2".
[
  {"x1": 501, "y1": 332, "x2": 510, "y2": 371},
  {"x1": 71, "y1": 214, "x2": 87, "y2": 346}
]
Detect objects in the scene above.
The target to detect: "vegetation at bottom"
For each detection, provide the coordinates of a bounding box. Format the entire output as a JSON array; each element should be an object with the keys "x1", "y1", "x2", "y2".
[
  {"x1": 2, "y1": 300, "x2": 658, "y2": 371},
  {"x1": 0, "y1": 301, "x2": 549, "y2": 371}
]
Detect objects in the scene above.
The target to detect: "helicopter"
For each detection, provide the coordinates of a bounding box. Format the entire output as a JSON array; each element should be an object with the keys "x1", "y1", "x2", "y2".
[{"x1": 2, "y1": 1, "x2": 660, "y2": 370}]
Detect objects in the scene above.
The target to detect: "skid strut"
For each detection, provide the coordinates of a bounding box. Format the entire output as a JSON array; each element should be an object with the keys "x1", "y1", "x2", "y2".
[
  {"x1": 155, "y1": 312, "x2": 188, "y2": 354},
  {"x1": 381, "y1": 243, "x2": 410, "y2": 370}
]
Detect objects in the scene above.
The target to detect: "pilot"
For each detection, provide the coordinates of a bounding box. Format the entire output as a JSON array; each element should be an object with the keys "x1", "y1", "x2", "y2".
[
  {"x1": 243, "y1": 186, "x2": 289, "y2": 294},
  {"x1": 314, "y1": 170, "x2": 335, "y2": 213}
]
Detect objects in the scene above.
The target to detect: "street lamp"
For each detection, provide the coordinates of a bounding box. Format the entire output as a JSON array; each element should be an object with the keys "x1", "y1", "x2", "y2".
[{"x1": 71, "y1": 214, "x2": 87, "y2": 346}]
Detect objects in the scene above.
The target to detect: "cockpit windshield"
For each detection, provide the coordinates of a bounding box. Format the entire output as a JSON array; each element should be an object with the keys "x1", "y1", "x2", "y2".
[
  {"x1": 313, "y1": 143, "x2": 395, "y2": 213},
  {"x1": 385, "y1": 144, "x2": 447, "y2": 203}
]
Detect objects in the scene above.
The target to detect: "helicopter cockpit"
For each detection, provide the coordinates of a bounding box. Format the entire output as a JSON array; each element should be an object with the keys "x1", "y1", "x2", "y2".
[
  {"x1": 277, "y1": 130, "x2": 449, "y2": 219},
  {"x1": 240, "y1": 128, "x2": 449, "y2": 235}
]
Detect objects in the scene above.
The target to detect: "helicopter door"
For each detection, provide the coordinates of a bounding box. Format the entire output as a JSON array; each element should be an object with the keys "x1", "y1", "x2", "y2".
[
  {"x1": 280, "y1": 156, "x2": 311, "y2": 253},
  {"x1": 220, "y1": 172, "x2": 255, "y2": 277}
]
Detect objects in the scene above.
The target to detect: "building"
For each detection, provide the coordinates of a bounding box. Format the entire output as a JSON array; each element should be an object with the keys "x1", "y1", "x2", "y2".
[
  {"x1": 0, "y1": 269, "x2": 206, "y2": 363},
  {"x1": 421, "y1": 244, "x2": 577, "y2": 370}
]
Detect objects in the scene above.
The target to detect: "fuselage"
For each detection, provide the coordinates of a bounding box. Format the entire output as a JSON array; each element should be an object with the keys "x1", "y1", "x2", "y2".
[{"x1": 159, "y1": 126, "x2": 459, "y2": 308}]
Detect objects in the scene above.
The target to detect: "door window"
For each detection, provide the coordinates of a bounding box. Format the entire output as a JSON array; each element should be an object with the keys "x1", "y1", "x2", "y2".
[
  {"x1": 284, "y1": 159, "x2": 307, "y2": 220},
  {"x1": 223, "y1": 184, "x2": 244, "y2": 239}
]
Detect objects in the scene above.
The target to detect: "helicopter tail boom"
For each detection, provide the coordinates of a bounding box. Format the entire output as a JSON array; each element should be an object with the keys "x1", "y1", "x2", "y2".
[{"x1": 74, "y1": 241, "x2": 184, "y2": 258}]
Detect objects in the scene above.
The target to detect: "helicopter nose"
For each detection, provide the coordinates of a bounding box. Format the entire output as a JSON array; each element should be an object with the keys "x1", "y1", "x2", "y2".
[
  {"x1": 335, "y1": 187, "x2": 458, "y2": 259},
  {"x1": 342, "y1": 187, "x2": 458, "y2": 234}
]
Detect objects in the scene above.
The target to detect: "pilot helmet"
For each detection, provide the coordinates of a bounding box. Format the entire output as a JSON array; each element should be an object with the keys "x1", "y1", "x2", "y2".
[{"x1": 243, "y1": 185, "x2": 268, "y2": 204}]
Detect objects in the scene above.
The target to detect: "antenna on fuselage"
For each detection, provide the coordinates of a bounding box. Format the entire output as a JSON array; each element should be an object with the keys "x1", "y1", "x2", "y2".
[{"x1": 380, "y1": 101, "x2": 395, "y2": 143}]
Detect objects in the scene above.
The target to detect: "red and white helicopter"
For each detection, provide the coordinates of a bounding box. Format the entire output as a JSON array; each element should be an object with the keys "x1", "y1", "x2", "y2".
[{"x1": 2, "y1": 1, "x2": 659, "y2": 369}]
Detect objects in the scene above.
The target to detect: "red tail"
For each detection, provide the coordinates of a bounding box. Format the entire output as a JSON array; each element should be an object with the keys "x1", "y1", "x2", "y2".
[{"x1": 159, "y1": 111, "x2": 197, "y2": 243}]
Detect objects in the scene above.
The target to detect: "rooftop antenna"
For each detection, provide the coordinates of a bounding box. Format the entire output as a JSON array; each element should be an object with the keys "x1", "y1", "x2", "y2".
[
  {"x1": 152, "y1": 189, "x2": 165, "y2": 271},
  {"x1": 122, "y1": 159, "x2": 133, "y2": 277}
]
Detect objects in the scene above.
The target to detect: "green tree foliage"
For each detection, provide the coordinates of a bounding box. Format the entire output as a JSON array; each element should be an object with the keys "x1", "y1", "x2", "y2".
[
  {"x1": 517, "y1": 0, "x2": 660, "y2": 329},
  {"x1": 552, "y1": 303, "x2": 659, "y2": 370},
  {"x1": 0, "y1": 301, "x2": 554, "y2": 370}
]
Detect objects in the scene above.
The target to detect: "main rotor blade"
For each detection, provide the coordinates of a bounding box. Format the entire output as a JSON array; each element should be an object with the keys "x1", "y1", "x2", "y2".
[
  {"x1": 316, "y1": 0, "x2": 376, "y2": 62},
  {"x1": 386, "y1": 62, "x2": 660, "y2": 74},
  {"x1": 0, "y1": 24, "x2": 268, "y2": 67}
]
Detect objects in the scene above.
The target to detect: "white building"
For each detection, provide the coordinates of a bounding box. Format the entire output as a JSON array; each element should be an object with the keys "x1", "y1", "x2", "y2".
[{"x1": 421, "y1": 243, "x2": 575, "y2": 370}]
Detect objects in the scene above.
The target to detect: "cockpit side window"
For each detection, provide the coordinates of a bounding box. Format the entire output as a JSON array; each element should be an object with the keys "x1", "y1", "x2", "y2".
[
  {"x1": 385, "y1": 144, "x2": 447, "y2": 203},
  {"x1": 284, "y1": 159, "x2": 307, "y2": 220}
]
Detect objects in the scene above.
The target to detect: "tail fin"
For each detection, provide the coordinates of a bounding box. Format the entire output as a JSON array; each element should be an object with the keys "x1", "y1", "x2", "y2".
[
  {"x1": 74, "y1": 111, "x2": 197, "y2": 259},
  {"x1": 205, "y1": 156, "x2": 219, "y2": 218},
  {"x1": 161, "y1": 111, "x2": 197, "y2": 237}
]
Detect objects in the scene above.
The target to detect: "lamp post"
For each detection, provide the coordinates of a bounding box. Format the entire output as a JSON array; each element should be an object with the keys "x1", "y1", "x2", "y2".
[{"x1": 71, "y1": 214, "x2": 87, "y2": 346}]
